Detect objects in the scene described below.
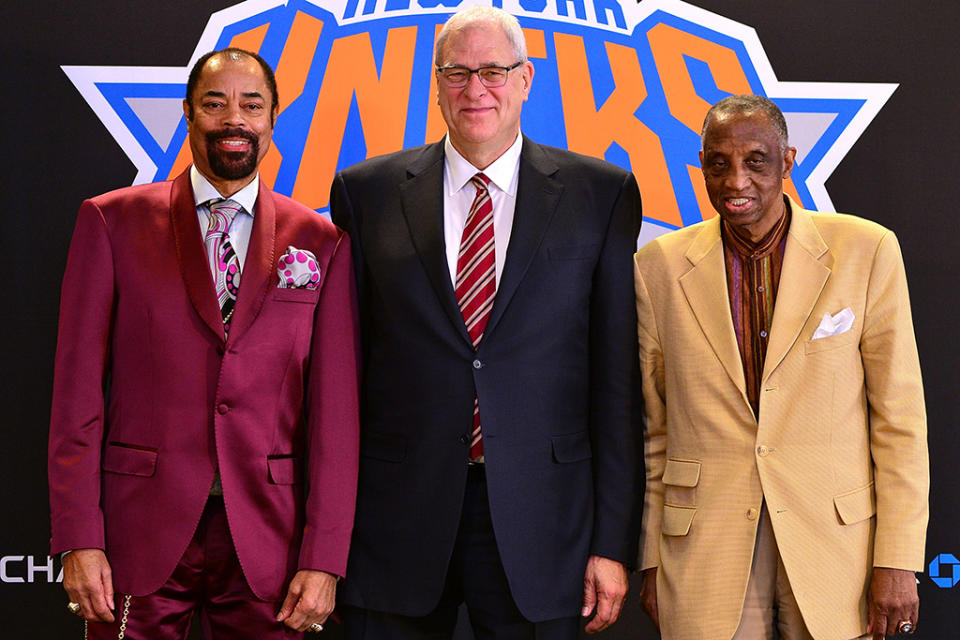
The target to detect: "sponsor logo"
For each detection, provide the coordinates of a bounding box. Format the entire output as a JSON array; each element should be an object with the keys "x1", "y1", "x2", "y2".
[
  {"x1": 929, "y1": 553, "x2": 960, "y2": 588},
  {"x1": 63, "y1": 0, "x2": 894, "y2": 242}
]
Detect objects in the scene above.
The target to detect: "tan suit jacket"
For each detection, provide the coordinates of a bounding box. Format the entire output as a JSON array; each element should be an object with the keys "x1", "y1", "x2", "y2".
[{"x1": 634, "y1": 198, "x2": 928, "y2": 640}]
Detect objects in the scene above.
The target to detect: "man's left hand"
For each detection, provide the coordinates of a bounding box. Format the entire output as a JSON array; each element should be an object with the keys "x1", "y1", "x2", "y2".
[
  {"x1": 581, "y1": 555, "x2": 629, "y2": 633},
  {"x1": 867, "y1": 567, "x2": 918, "y2": 639},
  {"x1": 276, "y1": 569, "x2": 338, "y2": 632}
]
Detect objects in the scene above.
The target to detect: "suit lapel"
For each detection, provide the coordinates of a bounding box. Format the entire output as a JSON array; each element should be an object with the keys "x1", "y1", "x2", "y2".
[
  {"x1": 226, "y1": 181, "x2": 276, "y2": 344},
  {"x1": 399, "y1": 143, "x2": 473, "y2": 346},
  {"x1": 170, "y1": 169, "x2": 225, "y2": 342},
  {"x1": 483, "y1": 137, "x2": 562, "y2": 340},
  {"x1": 762, "y1": 201, "x2": 832, "y2": 382},
  {"x1": 678, "y1": 218, "x2": 748, "y2": 399}
]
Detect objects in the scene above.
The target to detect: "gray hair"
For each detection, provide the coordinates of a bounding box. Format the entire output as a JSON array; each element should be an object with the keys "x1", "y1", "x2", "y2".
[
  {"x1": 701, "y1": 94, "x2": 789, "y2": 150},
  {"x1": 435, "y1": 6, "x2": 527, "y2": 67}
]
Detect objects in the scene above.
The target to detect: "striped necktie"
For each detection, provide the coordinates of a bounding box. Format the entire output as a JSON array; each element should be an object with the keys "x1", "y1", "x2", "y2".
[
  {"x1": 204, "y1": 198, "x2": 242, "y2": 336},
  {"x1": 455, "y1": 173, "x2": 495, "y2": 460}
]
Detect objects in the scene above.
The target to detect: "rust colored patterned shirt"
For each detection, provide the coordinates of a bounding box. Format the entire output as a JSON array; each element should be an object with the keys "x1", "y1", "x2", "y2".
[{"x1": 721, "y1": 198, "x2": 791, "y2": 417}]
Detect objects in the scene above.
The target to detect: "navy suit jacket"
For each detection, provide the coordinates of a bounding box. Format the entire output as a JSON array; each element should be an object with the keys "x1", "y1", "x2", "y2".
[{"x1": 330, "y1": 137, "x2": 642, "y2": 621}]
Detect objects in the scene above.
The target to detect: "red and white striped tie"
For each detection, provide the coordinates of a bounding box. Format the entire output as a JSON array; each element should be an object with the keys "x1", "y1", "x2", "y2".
[{"x1": 455, "y1": 173, "x2": 495, "y2": 460}]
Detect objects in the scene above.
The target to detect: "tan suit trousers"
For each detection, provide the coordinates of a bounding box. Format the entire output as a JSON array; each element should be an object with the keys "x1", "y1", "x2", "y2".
[{"x1": 731, "y1": 504, "x2": 814, "y2": 640}]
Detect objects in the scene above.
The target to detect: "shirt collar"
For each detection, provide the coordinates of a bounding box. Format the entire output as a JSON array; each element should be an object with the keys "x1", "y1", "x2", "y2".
[
  {"x1": 190, "y1": 164, "x2": 259, "y2": 216},
  {"x1": 443, "y1": 132, "x2": 523, "y2": 197}
]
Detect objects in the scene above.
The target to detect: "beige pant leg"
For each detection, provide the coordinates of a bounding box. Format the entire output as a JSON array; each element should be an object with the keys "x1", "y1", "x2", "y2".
[
  {"x1": 732, "y1": 504, "x2": 816, "y2": 640},
  {"x1": 732, "y1": 503, "x2": 868, "y2": 640}
]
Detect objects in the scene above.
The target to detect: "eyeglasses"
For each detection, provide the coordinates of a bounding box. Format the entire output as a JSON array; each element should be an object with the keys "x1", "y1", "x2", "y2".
[{"x1": 436, "y1": 61, "x2": 525, "y2": 88}]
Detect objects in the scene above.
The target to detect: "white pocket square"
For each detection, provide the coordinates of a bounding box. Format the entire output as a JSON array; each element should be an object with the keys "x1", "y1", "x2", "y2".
[{"x1": 812, "y1": 307, "x2": 855, "y2": 340}]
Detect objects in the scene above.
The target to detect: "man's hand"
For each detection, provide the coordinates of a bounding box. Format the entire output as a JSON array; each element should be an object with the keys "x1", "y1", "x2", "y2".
[
  {"x1": 581, "y1": 555, "x2": 628, "y2": 633},
  {"x1": 867, "y1": 567, "x2": 918, "y2": 639},
  {"x1": 276, "y1": 569, "x2": 338, "y2": 632},
  {"x1": 62, "y1": 549, "x2": 115, "y2": 623},
  {"x1": 639, "y1": 567, "x2": 659, "y2": 631}
]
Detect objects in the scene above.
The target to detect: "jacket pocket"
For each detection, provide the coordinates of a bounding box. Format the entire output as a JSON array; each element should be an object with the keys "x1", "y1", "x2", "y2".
[
  {"x1": 834, "y1": 482, "x2": 876, "y2": 524},
  {"x1": 267, "y1": 455, "x2": 302, "y2": 485},
  {"x1": 360, "y1": 432, "x2": 406, "y2": 463},
  {"x1": 273, "y1": 288, "x2": 321, "y2": 304},
  {"x1": 662, "y1": 504, "x2": 697, "y2": 536},
  {"x1": 804, "y1": 330, "x2": 858, "y2": 355},
  {"x1": 551, "y1": 431, "x2": 592, "y2": 463},
  {"x1": 663, "y1": 458, "x2": 700, "y2": 508},
  {"x1": 662, "y1": 458, "x2": 701, "y2": 487},
  {"x1": 102, "y1": 442, "x2": 158, "y2": 477}
]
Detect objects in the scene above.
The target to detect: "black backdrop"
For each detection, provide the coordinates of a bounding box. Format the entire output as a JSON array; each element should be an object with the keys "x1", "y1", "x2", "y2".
[{"x1": 2, "y1": 1, "x2": 957, "y2": 638}]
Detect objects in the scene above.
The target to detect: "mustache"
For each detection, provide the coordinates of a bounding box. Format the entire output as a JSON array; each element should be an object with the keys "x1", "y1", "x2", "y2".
[{"x1": 205, "y1": 128, "x2": 257, "y2": 148}]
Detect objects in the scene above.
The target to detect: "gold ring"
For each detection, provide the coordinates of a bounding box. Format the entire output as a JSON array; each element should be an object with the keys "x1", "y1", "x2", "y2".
[
  {"x1": 308, "y1": 622, "x2": 324, "y2": 633},
  {"x1": 897, "y1": 620, "x2": 914, "y2": 634},
  {"x1": 67, "y1": 602, "x2": 82, "y2": 615}
]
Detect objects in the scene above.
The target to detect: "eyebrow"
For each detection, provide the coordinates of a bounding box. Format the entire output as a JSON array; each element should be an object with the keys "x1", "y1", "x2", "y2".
[
  {"x1": 200, "y1": 90, "x2": 265, "y2": 100},
  {"x1": 445, "y1": 61, "x2": 508, "y2": 68}
]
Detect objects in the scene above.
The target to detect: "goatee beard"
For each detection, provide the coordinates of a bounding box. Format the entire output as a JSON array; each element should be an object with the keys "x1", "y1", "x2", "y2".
[{"x1": 206, "y1": 128, "x2": 259, "y2": 181}]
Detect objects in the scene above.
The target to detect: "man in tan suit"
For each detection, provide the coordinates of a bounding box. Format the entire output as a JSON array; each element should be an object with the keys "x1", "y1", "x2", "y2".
[{"x1": 634, "y1": 95, "x2": 928, "y2": 640}]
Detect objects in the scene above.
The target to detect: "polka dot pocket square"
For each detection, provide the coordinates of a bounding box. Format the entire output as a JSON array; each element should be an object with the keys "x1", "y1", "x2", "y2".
[{"x1": 277, "y1": 246, "x2": 321, "y2": 290}]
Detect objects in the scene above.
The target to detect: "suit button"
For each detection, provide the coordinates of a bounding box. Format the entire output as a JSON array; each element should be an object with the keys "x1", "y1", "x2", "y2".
[
  {"x1": 757, "y1": 445, "x2": 769, "y2": 457},
  {"x1": 746, "y1": 508, "x2": 758, "y2": 520},
  {"x1": 459, "y1": 434, "x2": 469, "y2": 445},
  {"x1": 217, "y1": 403, "x2": 229, "y2": 415},
  {"x1": 473, "y1": 359, "x2": 483, "y2": 369}
]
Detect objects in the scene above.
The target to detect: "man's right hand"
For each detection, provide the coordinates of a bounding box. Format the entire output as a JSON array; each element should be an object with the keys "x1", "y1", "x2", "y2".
[
  {"x1": 62, "y1": 549, "x2": 115, "y2": 623},
  {"x1": 639, "y1": 567, "x2": 660, "y2": 631}
]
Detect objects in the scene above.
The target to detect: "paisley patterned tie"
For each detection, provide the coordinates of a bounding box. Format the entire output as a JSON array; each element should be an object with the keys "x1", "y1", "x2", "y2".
[{"x1": 204, "y1": 198, "x2": 243, "y2": 336}]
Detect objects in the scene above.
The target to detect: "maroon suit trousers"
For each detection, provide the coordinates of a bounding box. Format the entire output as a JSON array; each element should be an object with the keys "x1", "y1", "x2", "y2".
[{"x1": 86, "y1": 497, "x2": 302, "y2": 640}]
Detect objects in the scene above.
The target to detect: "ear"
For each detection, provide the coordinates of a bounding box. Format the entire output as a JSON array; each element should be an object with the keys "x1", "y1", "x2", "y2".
[
  {"x1": 698, "y1": 149, "x2": 706, "y2": 175},
  {"x1": 182, "y1": 98, "x2": 192, "y2": 123},
  {"x1": 520, "y1": 61, "x2": 534, "y2": 101},
  {"x1": 782, "y1": 146, "x2": 797, "y2": 179},
  {"x1": 271, "y1": 103, "x2": 280, "y2": 128}
]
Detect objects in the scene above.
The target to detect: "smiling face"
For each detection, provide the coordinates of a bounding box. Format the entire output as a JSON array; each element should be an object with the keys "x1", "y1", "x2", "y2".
[
  {"x1": 436, "y1": 22, "x2": 533, "y2": 169},
  {"x1": 700, "y1": 111, "x2": 797, "y2": 242},
  {"x1": 183, "y1": 53, "x2": 277, "y2": 196}
]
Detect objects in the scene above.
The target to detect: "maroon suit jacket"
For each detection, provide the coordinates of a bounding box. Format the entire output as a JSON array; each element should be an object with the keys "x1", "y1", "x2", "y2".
[{"x1": 48, "y1": 168, "x2": 360, "y2": 600}]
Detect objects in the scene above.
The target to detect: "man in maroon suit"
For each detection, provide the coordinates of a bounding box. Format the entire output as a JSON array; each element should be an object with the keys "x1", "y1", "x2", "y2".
[{"x1": 48, "y1": 48, "x2": 360, "y2": 639}]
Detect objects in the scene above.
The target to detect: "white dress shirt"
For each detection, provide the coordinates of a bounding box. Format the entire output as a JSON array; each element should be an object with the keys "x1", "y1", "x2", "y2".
[
  {"x1": 190, "y1": 165, "x2": 260, "y2": 271},
  {"x1": 442, "y1": 133, "x2": 523, "y2": 290}
]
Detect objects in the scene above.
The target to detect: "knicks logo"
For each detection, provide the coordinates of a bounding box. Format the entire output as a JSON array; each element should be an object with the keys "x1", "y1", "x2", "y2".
[{"x1": 63, "y1": 0, "x2": 895, "y2": 240}]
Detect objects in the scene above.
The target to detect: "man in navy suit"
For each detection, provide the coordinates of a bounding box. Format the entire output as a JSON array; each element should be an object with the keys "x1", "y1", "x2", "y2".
[{"x1": 331, "y1": 6, "x2": 642, "y2": 638}]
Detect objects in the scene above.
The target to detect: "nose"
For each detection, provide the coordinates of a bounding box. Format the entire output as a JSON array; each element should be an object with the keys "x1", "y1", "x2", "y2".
[
  {"x1": 725, "y1": 164, "x2": 751, "y2": 191},
  {"x1": 463, "y1": 71, "x2": 488, "y2": 99},
  {"x1": 221, "y1": 101, "x2": 245, "y2": 126}
]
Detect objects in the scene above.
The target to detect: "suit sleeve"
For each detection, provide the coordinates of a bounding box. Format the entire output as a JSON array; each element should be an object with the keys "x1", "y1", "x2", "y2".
[
  {"x1": 329, "y1": 173, "x2": 366, "y2": 318},
  {"x1": 861, "y1": 230, "x2": 929, "y2": 571},
  {"x1": 633, "y1": 253, "x2": 667, "y2": 571},
  {"x1": 588, "y1": 172, "x2": 643, "y2": 566},
  {"x1": 48, "y1": 201, "x2": 115, "y2": 555},
  {"x1": 298, "y1": 230, "x2": 361, "y2": 577}
]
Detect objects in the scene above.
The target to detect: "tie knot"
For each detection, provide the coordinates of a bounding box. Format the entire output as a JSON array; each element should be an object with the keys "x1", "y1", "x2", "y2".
[
  {"x1": 470, "y1": 173, "x2": 490, "y2": 192},
  {"x1": 206, "y1": 198, "x2": 243, "y2": 231}
]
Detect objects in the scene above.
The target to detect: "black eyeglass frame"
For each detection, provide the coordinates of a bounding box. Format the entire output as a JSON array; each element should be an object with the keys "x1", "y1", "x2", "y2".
[{"x1": 435, "y1": 60, "x2": 526, "y2": 88}]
